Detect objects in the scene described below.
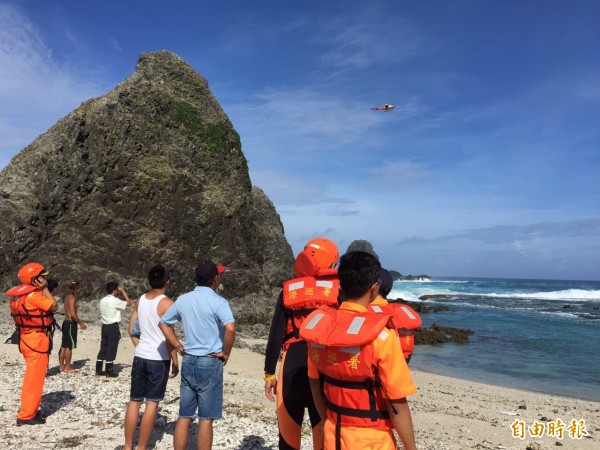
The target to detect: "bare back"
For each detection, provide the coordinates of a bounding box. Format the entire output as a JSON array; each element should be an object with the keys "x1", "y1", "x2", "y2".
[{"x1": 63, "y1": 294, "x2": 77, "y2": 321}]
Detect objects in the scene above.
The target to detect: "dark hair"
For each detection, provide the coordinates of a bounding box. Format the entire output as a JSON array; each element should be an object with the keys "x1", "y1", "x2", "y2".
[
  {"x1": 379, "y1": 284, "x2": 392, "y2": 298},
  {"x1": 196, "y1": 277, "x2": 214, "y2": 288},
  {"x1": 47, "y1": 279, "x2": 59, "y2": 293},
  {"x1": 68, "y1": 280, "x2": 80, "y2": 294},
  {"x1": 148, "y1": 264, "x2": 170, "y2": 289},
  {"x1": 106, "y1": 281, "x2": 119, "y2": 294},
  {"x1": 338, "y1": 251, "x2": 381, "y2": 299}
]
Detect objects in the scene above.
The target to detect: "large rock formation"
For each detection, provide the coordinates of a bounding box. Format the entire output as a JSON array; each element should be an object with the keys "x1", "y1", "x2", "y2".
[{"x1": 0, "y1": 51, "x2": 294, "y2": 322}]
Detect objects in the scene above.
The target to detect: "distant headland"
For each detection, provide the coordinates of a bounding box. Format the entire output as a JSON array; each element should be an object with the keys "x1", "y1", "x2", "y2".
[{"x1": 389, "y1": 270, "x2": 431, "y2": 281}]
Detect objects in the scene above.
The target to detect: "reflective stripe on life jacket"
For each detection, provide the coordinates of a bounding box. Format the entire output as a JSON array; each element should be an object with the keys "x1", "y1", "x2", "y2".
[
  {"x1": 281, "y1": 276, "x2": 339, "y2": 349},
  {"x1": 370, "y1": 301, "x2": 422, "y2": 361},
  {"x1": 300, "y1": 306, "x2": 394, "y2": 434}
]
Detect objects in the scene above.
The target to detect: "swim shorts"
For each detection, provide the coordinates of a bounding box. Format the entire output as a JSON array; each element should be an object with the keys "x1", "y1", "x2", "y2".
[{"x1": 60, "y1": 320, "x2": 78, "y2": 349}]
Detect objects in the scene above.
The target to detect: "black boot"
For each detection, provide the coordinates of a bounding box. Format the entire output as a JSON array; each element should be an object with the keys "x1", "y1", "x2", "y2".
[
  {"x1": 95, "y1": 360, "x2": 105, "y2": 376},
  {"x1": 105, "y1": 362, "x2": 118, "y2": 378}
]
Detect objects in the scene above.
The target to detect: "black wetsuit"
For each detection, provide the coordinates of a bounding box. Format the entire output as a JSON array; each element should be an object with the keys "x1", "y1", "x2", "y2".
[{"x1": 264, "y1": 292, "x2": 322, "y2": 450}]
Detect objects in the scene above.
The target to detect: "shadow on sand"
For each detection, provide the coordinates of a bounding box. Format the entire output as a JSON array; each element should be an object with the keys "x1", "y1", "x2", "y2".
[
  {"x1": 47, "y1": 358, "x2": 90, "y2": 376},
  {"x1": 152, "y1": 422, "x2": 275, "y2": 450},
  {"x1": 234, "y1": 435, "x2": 275, "y2": 450},
  {"x1": 124, "y1": 414, "x2": 171, "y2": 450},
  {"x1": 41, "y1": 390, "x2": 76, "y2": 417}
]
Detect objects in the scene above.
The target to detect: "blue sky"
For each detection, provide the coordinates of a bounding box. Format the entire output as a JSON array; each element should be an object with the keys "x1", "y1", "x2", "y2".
[{"x1": 1, "y1": 1, "x2": 599, "y2": 280}]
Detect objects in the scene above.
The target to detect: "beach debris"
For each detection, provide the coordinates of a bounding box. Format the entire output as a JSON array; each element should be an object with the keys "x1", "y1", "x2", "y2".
[
  {"x1": 154, "y1": 415, "x2": 168, "y2": 428},
  {"x1": 60, "y1": 435, "x2": 92, "y2": 448},
  {"x1": 525, "y1": 442, "x2": 541, "y2": 450},
  {"x1": 164, "y1": 396, "x2": 180, "y2": 405},
  {"x1": 518, "y1": 404, "x2": 527, "y2": 410},
  {"x1": 498, "y1": 410, "x2": 519, "y2": 416},
  {"x1": 555, "y1": 441, "x2": 563, "y2": 446}
]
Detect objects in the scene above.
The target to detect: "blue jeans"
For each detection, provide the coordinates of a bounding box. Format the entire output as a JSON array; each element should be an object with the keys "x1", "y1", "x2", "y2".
[
  {"x1": 179, "y1": 355, "x2": 223, "y2": 419},
  {"x1": 130, "y1": 356, "x2": 170, "y2": 402}
]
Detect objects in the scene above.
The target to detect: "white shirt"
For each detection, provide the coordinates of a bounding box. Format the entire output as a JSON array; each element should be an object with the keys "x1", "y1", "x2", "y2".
[
  {"x1": 99, "y1": 294, "x2": 127, "y2": 325},
  {"x1": 135, "y1": 294, "x2": 170, "y2": 361}
]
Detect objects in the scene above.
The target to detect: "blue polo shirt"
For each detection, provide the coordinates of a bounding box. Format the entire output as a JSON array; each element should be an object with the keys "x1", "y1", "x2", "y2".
[{"x1": 160, "y1": 286, "x2": 235, "y2": 356}]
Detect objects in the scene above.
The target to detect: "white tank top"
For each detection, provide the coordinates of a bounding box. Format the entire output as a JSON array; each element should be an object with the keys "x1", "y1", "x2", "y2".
[{"x1": 134, "y1": 294, "x2": 170, "y2": 361}]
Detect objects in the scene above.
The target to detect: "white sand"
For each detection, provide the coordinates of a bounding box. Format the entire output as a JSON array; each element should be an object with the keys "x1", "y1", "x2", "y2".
[{"x1": 0, "y1": 322, "x2": 597, "y2": 450}]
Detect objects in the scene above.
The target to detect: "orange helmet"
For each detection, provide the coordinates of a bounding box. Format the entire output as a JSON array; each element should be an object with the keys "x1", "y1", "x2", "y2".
[
  {"x1": 18, "y1": 263, "x2": 49, "y2": 285},
  {"x1": 294, "y1": 238, "x2": 339, "y2": 278},
  {"x1": 303, "y1": 238, "x2": 339, "y2": 269}
]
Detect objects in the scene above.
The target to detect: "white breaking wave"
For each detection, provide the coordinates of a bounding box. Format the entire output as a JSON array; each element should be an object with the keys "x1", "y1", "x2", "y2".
[
  {"x1": 396, "y1": 279, "x2": 469, "y2": 284},
  {"x1": 484, "y1": 289, "x2": 600, "y2": 302},
  {"x1": 388, "y1": 288, "x2": 600, "y2": 303}
]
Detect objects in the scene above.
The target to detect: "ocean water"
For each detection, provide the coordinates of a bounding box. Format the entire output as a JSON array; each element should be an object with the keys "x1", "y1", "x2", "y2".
[{"x1": 389, "y1": 278, "x2": 600, "y2": 401}]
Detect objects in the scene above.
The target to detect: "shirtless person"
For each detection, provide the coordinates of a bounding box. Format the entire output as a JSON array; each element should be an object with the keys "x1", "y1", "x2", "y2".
[{"x1": 58, "y1": 281, "x2": 87, "y2": 373}]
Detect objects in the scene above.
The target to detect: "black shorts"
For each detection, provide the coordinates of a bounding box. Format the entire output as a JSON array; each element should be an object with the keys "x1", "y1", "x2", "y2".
[
  {"x1": 61, "y1": 320, "x2": 78, "y2": 349},
  {"x1": 130, "y1": 356, "x2": 171, "y2": 402}
]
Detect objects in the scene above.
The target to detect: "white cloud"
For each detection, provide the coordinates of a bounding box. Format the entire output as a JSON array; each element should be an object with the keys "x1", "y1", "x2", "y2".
[
  {"x1": 396, "y1": 218, "x2": 600, "y2": 246},
  {"x1": 315, "y1": 13, "x2": 422, "y2": 70},
  {"x1": 0, "y1": 4, "x2": 105, "y2": 168},
  {"x1": 366, "y1": 159, "x2": 430, "y2": 190},
  {"x1": 251, "y1": 169, "x2": 348, "y2": 206},
  {"x1": 227, "y1": 87, "x2": 386, "y2": 164},
  {"x1": 109, "y1": 38, "x2": 122, "y2": 52}
]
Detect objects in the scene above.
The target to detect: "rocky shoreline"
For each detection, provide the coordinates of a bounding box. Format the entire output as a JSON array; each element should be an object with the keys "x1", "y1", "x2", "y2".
[
  {"x1": 389, "y1": 299, "x2": 474, "y2": 345},
  {"x1": 1, "y1": 321, "x2": 597, "y2": 450}
]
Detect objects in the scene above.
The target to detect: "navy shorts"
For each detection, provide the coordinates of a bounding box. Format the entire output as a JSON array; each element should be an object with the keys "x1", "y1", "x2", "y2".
[
  {"x1": 61, "y1": 320, "x2": 78, "y2": 349},
  {"x1": 129, "y1": 356, "x2": 171, "y2": 402},
  {"x1": 179, "y1": 354, "x2": 223, "y2": 419}
]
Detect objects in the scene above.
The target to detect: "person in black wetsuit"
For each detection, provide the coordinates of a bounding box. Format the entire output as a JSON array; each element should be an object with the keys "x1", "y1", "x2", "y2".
[{"x1": 263, "y1": 237, "x2": 340, "y2": 450}]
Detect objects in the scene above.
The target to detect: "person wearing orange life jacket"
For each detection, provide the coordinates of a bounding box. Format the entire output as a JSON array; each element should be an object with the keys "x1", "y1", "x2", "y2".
[
  {"x1": 300, "y1": 251, "x2": 417, "y2": 450},
  {"x1": 264, "y1": 237, "x2": 340, "y2": 450},
  {"x1": 7, "y1": 262, "x2": 58, "y2": 426},
  {"x1": 345, "y1": 240, "x2": 422, "y2": 363},
  {"x1": 370, "y1": 268, "x2": 421, "y2": 363}
]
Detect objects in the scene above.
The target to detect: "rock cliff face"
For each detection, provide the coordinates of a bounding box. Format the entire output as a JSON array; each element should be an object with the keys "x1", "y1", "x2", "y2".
[{"x1": 0, "y1": 51, "x2": 294, "y2": 319}]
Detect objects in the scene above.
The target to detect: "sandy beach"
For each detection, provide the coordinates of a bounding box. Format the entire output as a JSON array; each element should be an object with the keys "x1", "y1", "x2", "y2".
[{"x1": 0, "y1": 319, "x2": 597, "y2": 450}]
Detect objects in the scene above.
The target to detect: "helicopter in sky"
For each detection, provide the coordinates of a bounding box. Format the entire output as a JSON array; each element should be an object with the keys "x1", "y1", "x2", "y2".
[{"x1": 370, "y1": 103, "x2": 395, "y2": 111}]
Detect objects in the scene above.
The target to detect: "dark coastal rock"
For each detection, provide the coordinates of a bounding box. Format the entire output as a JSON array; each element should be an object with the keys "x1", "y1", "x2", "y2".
[
  {"x1": 388, "y1": 299, "x2": 450, "y2": 313},
  {"x1": 0, "y1": 51, "x2": 294, "y2": 322},
  {"x1": 414, "y1": 324, "x2": 473, "y2": 345},
  {"x1": 387, "y1": 300, "x2": 471, "y2": 344},
  {"x1": 419, "y1": 294, "x2": 451, "y2": 301},
  {"x1": 388, "y1": 270, "x2": 430, "y2": 281}
]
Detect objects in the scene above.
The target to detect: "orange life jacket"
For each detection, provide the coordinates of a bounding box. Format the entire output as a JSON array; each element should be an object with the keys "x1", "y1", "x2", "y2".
[
  {"x1": 370, "y1": 301, "x2": 422, "y2": 362},
  {"x1": 7, "y1": 288, "x2": 55, "y2": 334},
  {"x1": 282, "y1": 275, "x2": 339, "y2": 350},
  {"x1": 300, "y1": 305, "x2": 395, "y2": 433}
]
